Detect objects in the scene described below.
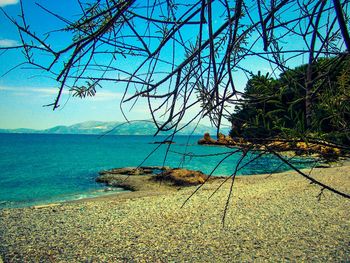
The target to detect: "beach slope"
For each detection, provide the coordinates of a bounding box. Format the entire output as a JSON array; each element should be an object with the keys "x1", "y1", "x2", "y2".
[{"x1": 0, "y1": 165, "x2": 349, "y2": 262}]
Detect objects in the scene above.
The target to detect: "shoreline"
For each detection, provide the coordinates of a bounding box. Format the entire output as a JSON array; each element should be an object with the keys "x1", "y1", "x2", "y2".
[
  {"x1": 72, "y1": 161, "x2": 349, "y2": 203},
  {"x1": 65, "y1": 159, "x2": 350, "y2": 205},
  {"x1": 0, "y1": 187, "x2": 127, "y2": 210},
  {"x1": 2, "y1": 160, "x2": 349, "y2": 210}
]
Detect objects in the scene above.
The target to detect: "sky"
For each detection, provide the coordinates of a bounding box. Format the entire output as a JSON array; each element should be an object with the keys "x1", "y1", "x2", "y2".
[
  {"x1": 0, "y1": 0, "x2": 147, "y2": 129},
  {"x1": 0, "y1": 0, "x2": 343, "y2": 130},
  {"x1": 0, "y1": 0, "x2": 217, "y2": 129}
]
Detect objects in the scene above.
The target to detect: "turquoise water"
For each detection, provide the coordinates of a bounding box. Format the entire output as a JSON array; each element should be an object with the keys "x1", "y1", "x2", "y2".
[{"x1": 0, "y1": 133, "x2": 314, "y2": 208}]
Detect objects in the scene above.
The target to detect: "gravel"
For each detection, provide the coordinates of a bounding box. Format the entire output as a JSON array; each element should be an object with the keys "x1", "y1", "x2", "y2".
[{"x1": 0, "y1": 166, "x2": 349, "y2": 262}]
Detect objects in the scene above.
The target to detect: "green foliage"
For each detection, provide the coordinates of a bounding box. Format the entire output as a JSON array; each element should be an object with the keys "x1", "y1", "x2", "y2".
[
  {"x1": 70, "y1": 80, "x2": 99, "y2": 98},
  {"x1": 65, "y1": 0, "x2": 126, "y2": 42},
  {"x1": 229, "y1": 56, "x2": 350, "y2": 146}
]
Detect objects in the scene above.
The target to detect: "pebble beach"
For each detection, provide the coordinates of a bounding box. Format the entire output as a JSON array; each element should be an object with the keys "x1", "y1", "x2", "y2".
[{"x1": 0, "y1": 165, "x2": 349, "y2": 262}]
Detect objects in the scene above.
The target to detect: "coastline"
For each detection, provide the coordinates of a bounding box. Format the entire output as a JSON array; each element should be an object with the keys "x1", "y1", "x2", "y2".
[
  {"x1": 73, "y1": 160, "x2": 350, "y2": 204},
  {"x1": 0, "y1": 165, "x2": 349, "y2": 261}
]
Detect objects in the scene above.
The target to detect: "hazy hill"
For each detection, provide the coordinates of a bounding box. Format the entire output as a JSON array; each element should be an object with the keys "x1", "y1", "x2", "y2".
[{"x1": 0, "y1": 121, "x2": 230, "y2": 136}]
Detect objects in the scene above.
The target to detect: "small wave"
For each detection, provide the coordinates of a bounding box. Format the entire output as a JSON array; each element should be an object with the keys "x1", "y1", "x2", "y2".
[
  {"x1": 0, "y1": 187, "x2": 126, "y2": 209},
  {"x1": 50, "y1": 187, "x2": 126, "y2": 203},
  {"x1": 0, "y1": 200, "x2": 10, "y2": 206},
  {"x1": 0, "y1": 200, "x2": 20, "y2": 209}
]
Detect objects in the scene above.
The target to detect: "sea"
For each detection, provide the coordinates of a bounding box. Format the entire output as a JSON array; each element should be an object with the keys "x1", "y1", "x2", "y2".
[{"x1": 0, "y1": 133, "x2": 315, "y2": 209}]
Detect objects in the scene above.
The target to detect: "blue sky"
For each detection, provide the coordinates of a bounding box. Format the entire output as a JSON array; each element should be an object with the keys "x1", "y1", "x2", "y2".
[
  {"x1": 0, "y1": 0, "x2": 343, "y2": 130},
  {"x1": 1, "y1": 0, "x2": 218, "y2": 129},
  {"x1": 0, "y1": 0, "x2": 144, "y2": 129}
]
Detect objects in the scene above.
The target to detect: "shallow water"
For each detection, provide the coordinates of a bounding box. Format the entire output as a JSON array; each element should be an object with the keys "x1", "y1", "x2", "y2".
[{"x1": 0, "y1": 133, "x2": 314, "y2": 208}]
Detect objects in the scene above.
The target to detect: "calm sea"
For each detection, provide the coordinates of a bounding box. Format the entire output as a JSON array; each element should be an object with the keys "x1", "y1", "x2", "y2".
[{"x1": 0, "y1": 133, "x2": 313, "y2": 208}]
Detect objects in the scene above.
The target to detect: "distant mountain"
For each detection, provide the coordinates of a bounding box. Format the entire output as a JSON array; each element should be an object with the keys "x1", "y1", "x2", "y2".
[
  {"x1": 0, "y1": 128, "x2": 41, "y2": 134},
  {"x1": 0, "y1": 121, "x2": 230, "y2": 136}
]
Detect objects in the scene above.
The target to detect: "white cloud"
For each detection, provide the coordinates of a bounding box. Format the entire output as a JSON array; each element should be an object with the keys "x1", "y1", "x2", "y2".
[
  {"x1": 0, "y1": 85, "x2": 127, "y2": 100},
  {"x1": 91, "y1": 90, "x2": 125, "y2": 101},
  {"x1": 0, "y1": 0, "x2": 18, "y2": 7},
  {"x1": 0, "y1": 39, "x2": 19, "y2": 48},
  {"x1": 0, "y1": 86, "x2": 69, "y2": 96}
]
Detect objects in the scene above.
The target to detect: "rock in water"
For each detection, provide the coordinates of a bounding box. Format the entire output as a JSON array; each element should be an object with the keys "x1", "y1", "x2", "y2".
[
  {"x1": 198, "y1": 133, "x2": 217, "y2": 145},
  {"x1": 198, "y1": 132, "x2": 236, "y2": 145},
  {"x1": 96, "y1": 167, "x2": 213, "y2": 192},
  {"x1": 98, "y1": 167, "x2": 164, "y2": 176},
  {"x1": 153, "y1": 168, "x2": 208, "y2": 186}
]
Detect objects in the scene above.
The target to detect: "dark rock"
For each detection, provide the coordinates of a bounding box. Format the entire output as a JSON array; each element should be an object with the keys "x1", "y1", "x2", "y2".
[
  {"x1": 96, "y1": 167, "x2": 216, "y2": 192},
  {"x1": 153, "y1": 140, "x2": 175, "y2": 144},
  {"x1": 99, "y1": 166, "x2": 171, "y2": 176},
  {"x1": 99, "y1": 167, "x2": 149, "y2": 176}
]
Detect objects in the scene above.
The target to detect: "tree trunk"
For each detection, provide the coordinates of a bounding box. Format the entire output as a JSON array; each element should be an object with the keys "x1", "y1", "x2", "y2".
[{"x1": 305, "y1": 86, "x2": 312, "y2": 130}]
